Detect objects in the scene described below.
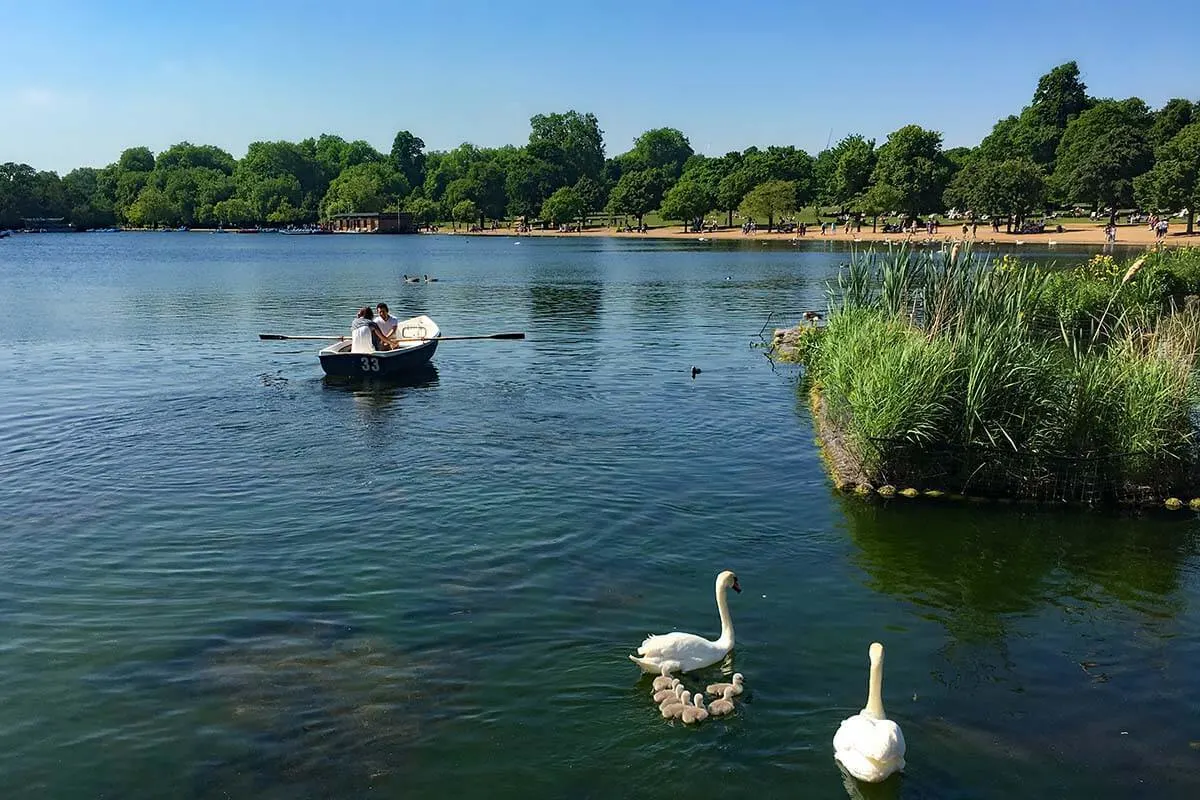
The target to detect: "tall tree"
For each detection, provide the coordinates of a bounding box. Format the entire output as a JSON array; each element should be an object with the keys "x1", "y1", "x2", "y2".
[
  {"x1": 606, "y1": 169, "x2": 665, "y2": 228},
  {"x1": 659, "y1": 176, "x2": 715, "y2": 231},
  {"x1": 621, "y1": 128, "x2": 694, "y2": 183},
  {"x1": 541, "y1": 186, "x2": 585, "y2": 226},
  {"x1": 527, "y1": 111, "x2": 605, "y2": 189},
  {"x1": 505, "y1": 151, "x2": 558, "y2": 223},
  {"x1": 738, "y1": 179, "x2": 798, "y2": 231},
  {"x1": 1150, "y1": 99, "x2": 1198, "y2": 149},
  {"x1": 870, "y1": 125, "x2": 952, "y2": 217},
  {"x1": 1053, "y1": 98, "x2": 1153, "y2": 223},
  {"x1": 117, "y1": 146, "x2": 156, "y2": 173},
  {"x1": 390, "y1": 130, "x2": 427, "y2": 189},
  {"x1": 1135, "y1": 122, "x2": 1200, "y2": 234},
  {"x1": 944, "y1": 158, "x2": 1045, "y2": 231},
  {"x1": 822, "y1": 136, "x2": 876, "y2": 213}
]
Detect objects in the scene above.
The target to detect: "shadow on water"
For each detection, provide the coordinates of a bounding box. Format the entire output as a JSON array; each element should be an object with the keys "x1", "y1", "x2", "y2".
[
  {"x1": 838, "y1": 498, "x2": 1200, "y2": 797},
  {"x1": 321, "y1": 363, "x2": 438, "y2": 399},
  {"x1": 90, "y1": 612, "x2": 475, "y2": 800},
  {"x1": 839, "y1": 499, "x2": 1198, "y2": 637}
]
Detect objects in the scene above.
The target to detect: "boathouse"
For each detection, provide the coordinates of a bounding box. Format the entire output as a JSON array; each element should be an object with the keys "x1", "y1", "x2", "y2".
[
  {"x1": 22, "y1": 217, "x2": 73, "y2": 232},
  {"x1": 327, "y1": 212, "x2": 416, "y2": 234}
]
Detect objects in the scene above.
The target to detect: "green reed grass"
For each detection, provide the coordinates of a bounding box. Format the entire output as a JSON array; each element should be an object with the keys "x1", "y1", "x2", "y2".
[{"x1": 804, "y1": 247, "x2": 1200, "y2": 497}]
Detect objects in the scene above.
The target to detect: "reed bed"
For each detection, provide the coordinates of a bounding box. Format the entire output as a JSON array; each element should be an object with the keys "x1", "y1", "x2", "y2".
[{"x1": 802, "y1": 246, "x2": 1200, "y2": 503}]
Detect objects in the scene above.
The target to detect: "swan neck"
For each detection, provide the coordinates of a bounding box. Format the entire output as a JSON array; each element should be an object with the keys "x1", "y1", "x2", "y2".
[
  {"x1": 864, "y1": 653, "x2": 886, "y2": 719},
  {"x1": 715, "y1": 579, "x2": 734, "y2": 647}
]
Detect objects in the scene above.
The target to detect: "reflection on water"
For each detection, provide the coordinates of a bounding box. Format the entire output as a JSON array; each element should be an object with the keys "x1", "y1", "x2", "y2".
[{"x1": 528, "y1": 284, "x2": 603, "y2": 324}]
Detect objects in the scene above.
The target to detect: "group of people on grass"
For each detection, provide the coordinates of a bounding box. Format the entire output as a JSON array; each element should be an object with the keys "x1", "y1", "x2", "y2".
[{"x1": 346, "y1": 303, "x2": 402, "y2": 353}]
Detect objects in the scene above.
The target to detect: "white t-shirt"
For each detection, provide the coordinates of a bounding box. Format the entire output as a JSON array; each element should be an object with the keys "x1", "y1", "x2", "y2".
[{"x1": 374, "y1": 314, "x2": 399, "y2": 338}]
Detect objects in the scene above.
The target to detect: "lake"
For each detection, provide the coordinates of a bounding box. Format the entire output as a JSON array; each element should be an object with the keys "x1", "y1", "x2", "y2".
[{"x1": 0, "y1": 232, "x2": 1197, "y2": 799}]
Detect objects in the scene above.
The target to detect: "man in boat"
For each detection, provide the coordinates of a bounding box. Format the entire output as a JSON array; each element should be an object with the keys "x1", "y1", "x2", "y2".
[{"x1": 374, "y1": 303, "x2": 400, "y2": 349}]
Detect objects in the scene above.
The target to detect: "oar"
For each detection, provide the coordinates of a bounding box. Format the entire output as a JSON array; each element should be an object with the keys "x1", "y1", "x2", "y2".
[{"x1": 258, "y1": 332, "x2": 525, "y2": 341}]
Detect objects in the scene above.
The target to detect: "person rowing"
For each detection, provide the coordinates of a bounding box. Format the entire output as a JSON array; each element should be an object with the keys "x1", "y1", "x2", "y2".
[{"x1": 374, "y1": 302, "x2": 400, "y2": 348}]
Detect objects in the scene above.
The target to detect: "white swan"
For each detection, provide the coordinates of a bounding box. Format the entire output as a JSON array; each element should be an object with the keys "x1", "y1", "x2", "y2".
[
  {"x1": 629, "y1": 570, "x2": 741, "y2": 673},
  {"x1": 651, "y1": 680, "x2": 682, "y2": 704},
  {"x1": 705, "y1": 672, "x2": 744, "y2": 697},
  {"x1": 680, "y1": 693, "x2": 709, "y2": 724},
  {"x1": 652, "y1": 663, "x2": 677, "y2": 691},
  {"x1": 833, "y1": 642, "x2": 906, "y2": 783},
  {"x1": 707, "y1": 686, "x2": 736, "y2": 717}
]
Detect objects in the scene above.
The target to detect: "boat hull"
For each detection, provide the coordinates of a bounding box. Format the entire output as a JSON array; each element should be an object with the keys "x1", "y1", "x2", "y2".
[{"x1": 317, "y1": 314, "x2": 440, "y2": 378}]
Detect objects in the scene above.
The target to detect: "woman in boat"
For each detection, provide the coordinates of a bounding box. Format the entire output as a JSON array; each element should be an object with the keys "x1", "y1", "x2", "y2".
[{"x1": 349, "y1": 306, "x2": 390, "y2": 353}]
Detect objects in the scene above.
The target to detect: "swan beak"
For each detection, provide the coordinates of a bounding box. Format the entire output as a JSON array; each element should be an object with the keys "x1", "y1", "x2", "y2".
[{"x1": 732, "y1": 578, "x2": 741, "y2": 593}]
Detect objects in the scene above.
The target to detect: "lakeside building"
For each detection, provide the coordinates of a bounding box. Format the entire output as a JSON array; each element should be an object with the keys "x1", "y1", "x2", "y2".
[
  {"x1": 326, "y1": 212, "x2": 416, "y2": 234},
  {"x1": 22, "y1": 217, "x2": 73, "y2": 232}
]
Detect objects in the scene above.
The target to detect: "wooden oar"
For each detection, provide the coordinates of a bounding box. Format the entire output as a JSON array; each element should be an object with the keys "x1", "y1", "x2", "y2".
[{"x1": 258, "y1": 332, "x2": 525, "y2": 341}]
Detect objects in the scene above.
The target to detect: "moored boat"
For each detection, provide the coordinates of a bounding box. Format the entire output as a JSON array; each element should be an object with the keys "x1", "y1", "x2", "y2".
[{"x1": 318, "y1": 314, "x2": 440, "y2": 378}]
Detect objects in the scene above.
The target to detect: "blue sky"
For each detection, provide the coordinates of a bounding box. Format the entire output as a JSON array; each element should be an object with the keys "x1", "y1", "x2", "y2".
[{"x1": 3, "y1": 0, "x2": 1197, "y2": 174}]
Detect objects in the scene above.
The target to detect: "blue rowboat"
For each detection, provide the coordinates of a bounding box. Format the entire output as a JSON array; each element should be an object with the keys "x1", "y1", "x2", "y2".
[{"x1": 318, "y1": 314, "x2": 440, "y2": 378}]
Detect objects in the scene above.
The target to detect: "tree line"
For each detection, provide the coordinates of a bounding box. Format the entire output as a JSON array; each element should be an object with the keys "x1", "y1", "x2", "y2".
[{"x1": 1, "y1": 62, "x2": 1197, "y2": 234}]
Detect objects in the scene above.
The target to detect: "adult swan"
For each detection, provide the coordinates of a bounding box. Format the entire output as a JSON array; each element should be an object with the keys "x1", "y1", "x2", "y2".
[
  {"x1": 833, "y1": 642, "x2": 906, "y2": 783},
  {"x1": 629, "y1": 570, "x2": 741, "y2": 673}
]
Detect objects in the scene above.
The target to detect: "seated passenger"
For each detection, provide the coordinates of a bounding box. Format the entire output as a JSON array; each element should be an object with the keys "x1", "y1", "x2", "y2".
[
  {"x1": 350, "y1": 306, "x2": 383, "y2": 353},
  {"x1": 374, "y1": 302, "x2": 399, "y2": 349}
]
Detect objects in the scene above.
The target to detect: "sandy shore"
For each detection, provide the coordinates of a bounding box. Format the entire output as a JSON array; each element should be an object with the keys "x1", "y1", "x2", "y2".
[{"x1": 450, "y1": 222, "x2": 1198, "y2": 248}]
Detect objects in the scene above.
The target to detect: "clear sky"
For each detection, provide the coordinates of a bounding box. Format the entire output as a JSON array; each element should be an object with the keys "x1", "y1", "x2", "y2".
[{"x1": 3, "y1": 0, "x2": 1197, "y2": 174}]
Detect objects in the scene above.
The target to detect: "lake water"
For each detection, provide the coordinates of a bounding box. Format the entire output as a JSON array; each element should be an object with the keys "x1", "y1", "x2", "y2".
[{"x1": 1, "y1": 232, "x2": 1197, "y2": 799}]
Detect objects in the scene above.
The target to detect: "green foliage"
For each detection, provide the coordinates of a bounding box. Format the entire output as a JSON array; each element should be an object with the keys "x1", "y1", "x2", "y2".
[
  {"x1": 1053, "y1": 99, "x2": 1153, "y2": 214},
  {"x1": 870, "y1": 125, "x2": 951, "y2": 216},
  {"x1": 404, "y1": 196, "x2": 439, "y2": 226},
  {"x1": 620, "y1": 128, "x2": 693, "y2": 182},
  {"x1": 528, "y1": 110, "x2": 605, "y2": 188},
  {"x1": 606, "y1": 168, "x2": 664, "y2": 226},
  {"x1": 658, "y1": 176, "x2": 714, "y2": 226},
  {"x1": 540, "y1": 186, "x2": 585, "y2": 225},
  {"x1": 390, "y1": 131, "x2": 427, "y2": 189},
  {"x1": 816, "y1": 135, "x2": 875, "y2": 210},
  {"x1": 738, "y1": 179, "x2": 798, "y2": 227},
  {"x1": 126, "y1": 185, "x2": 179, "y2": 227},
  {"x1": 1135, "y1": 121, "x2": 1200, "y2": 234},
  {"x1": 319, "y1": 163, "x2": 408, "y2": 218},
  {"x1": 451, "y1": 199, "x2": 479, "y2": 225},
  {"x1": 943, "y1": 157, "x2": 1045, "y2": 223}
]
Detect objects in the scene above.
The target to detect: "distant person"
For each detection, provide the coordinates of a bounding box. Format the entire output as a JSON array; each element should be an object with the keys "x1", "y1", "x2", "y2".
[
  {"x1": 374, "y1": 302, "x2": 400, "y2": 347},
  {"x1": 349, "y1": 306, "x2": 384, "y2": 353}
]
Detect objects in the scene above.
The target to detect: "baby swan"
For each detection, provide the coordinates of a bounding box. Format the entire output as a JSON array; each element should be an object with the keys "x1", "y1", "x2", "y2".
[
  {"x1": 660, "y1": 686, "x2": 690, "y2": 719},
  {"x1": 652, "y1": 679, "x2": 682, "y2": 704},
  {"x1": 706, "y1": 672, "x2": 744, "y2": 698},
  {"x1": 652, "y1": 663, "x2": 677, "y2": 691},
  {"x1": 680, "y1": 693, "x2": 709, "y2": 724},
  {"x1": 707, "y1": 686, "x2": 736, "y2": 717}
]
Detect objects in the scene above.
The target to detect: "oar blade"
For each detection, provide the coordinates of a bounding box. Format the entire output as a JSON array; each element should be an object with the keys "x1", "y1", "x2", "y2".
[{"x1": 490, "y1": 332, "x2": 525, "y2": 339}]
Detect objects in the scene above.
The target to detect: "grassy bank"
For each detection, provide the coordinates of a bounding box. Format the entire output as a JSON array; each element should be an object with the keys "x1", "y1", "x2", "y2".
[{"x1": 792, "y1": 246, "x2": 1200, "y2": 504}]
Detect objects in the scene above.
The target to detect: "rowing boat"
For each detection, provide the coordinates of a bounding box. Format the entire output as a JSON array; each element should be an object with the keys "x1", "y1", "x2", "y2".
[{"x1": 318, "y1": 314, "x2": 440, "y2": 378}]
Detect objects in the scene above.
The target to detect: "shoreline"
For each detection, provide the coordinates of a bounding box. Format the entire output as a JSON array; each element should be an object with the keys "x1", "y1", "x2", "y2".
[{"x1": 441, "y1": 223, "x2": 1199, "y2": 248}]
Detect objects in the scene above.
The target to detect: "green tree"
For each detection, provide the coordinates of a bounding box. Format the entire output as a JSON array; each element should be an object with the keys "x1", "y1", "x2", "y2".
[
  {"x1": 738, "y1": 179, "x2": 798, "y2": 231},
  {"x1": 528, "y1": 111, "x2": 605, "y2": 189},
  {"x1": 1018, "y1": 61, "x2": 1093, "y2": 168},
  {"x1": 541, "y1": 187, "x2": 585, "y2": 226},
  {"x1": 606, "y1": 168, "x2": 665, "y2": 229},
  {"x1": 155, "y1": 142, "x2": 235, "y2": 174},
  {"x1": 1150, "y1": 99, "x2": 1198, "y2": 149},
  {"x1": 212, "y1": 197, "x2": 256, "y2": 226},
  {"x1": 945, "y1": 158, "x2": 1045, "y2": 231},
  {"x1": 1135, "y1": 122, "x2": 1200, "y2": 234},
  {"x1": 451, "y1": 199, "x2": 479, "y2": 230},
  {"x1": 822, "y1": 135, "x2": 876, "y2": 212},
  {"x1": 716, "y1": 167, "x2": 756, "y2": 227},
  {"x1": 621, "y1": 128, "x2": 693, "y2": 182},
  {"x1": 572, "y1": 176, "x2": 606, "y2": 222},
  {"x1": 659, "y1": 176, "x2": 715, "y2": 230},
  {"x1": 858, "y1": 182, "x2": 904, "y2": 232},
  {"x1": 320, "y1": 163, "x2": 409, "y2": 218},
  {"x1": 126, "y1": 185, "x2": 178, "y2": 227},
  {"x1": 117, "y1": 146, "x2": 156, "y2": 173},
  {"x1": 871, "y1": 125, "x2": 952, "y2": 217},
  {"x1": 505, "y1": 151, "x2": 558, "y2": 223},
  {"x1": 404, "y1": 196, "x2": 439, "y2": 227},
  {"x1": 390, "y1": 130, "x2": 427, "y2": 189},
  {"x1": 1053, "y1": 99, "x2": 1153, "y2": 223}
]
